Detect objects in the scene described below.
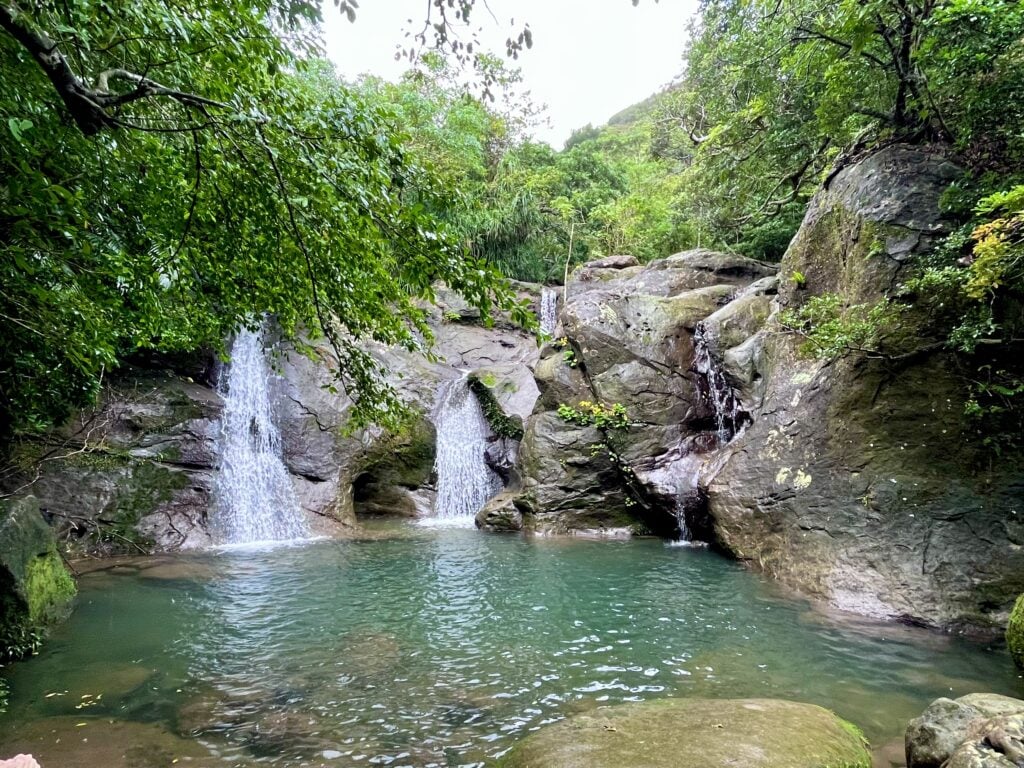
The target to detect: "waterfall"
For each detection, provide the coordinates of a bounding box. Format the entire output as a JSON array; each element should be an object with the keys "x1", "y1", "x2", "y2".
[
  {"x1": 674, "y1": 498, "x2": 692, "y2": 543},
  {"x1": 539, "y1": 287, "x2": 558, "y2": 337},
  {"x1": 212, "y1": 322, "x2": 310, "y2": 546},
  {"x1": 693, "y1": 322, "x2": 750, "y2": 444},
  {"x1": 645, "y1": 452, "x2": 706, "y2": 546},
  {"x1": 428, "y1": 376, "x2": 502, "y2": 526}
]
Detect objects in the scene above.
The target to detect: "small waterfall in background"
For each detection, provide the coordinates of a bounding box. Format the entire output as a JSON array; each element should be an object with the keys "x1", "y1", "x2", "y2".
[
  {"x1": 693, "y1": 322, "x2": 750, "y2": 443},
  {"x1": 539, "y1": 287, "x2": 558, "y2": 337},
  {"x1": 213, "y1": 321, "x2": 310, "y2": 546},
  {"x1": 428, "y1": 376, "x2": 502, "y2": 527}
]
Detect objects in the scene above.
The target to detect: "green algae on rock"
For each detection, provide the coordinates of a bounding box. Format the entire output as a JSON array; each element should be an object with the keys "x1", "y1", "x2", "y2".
[
  {"x1": 1006, "y1": 595, "x2": 1024, "y2": 669},
  {"x1": 0, "y1": 496, "x2": 76, "y2": 657},
  {"x1": 498, "y1": 697, "x2": 871, "y2": 768}
]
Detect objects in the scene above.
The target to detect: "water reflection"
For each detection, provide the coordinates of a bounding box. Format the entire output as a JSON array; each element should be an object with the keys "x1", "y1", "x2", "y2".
[{"x1": 2, "y1": 526, "x2": 1021, "y2": 768}]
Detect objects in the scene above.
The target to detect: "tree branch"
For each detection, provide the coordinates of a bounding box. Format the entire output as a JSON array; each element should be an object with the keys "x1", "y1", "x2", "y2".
[
  {"x1": 792, "y1": 25, "x2": 889, "y2": 68},
  {"x1": 0, "y1": 1, "x2": 226, "y2": 135},
  {"x1": 93, "y1": 69, "x2": 227, "y2": 111}
]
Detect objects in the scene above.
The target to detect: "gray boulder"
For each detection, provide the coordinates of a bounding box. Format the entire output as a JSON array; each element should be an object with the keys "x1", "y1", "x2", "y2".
[
  {"x1": 702, "y1": 145, "x2": 1024, "y2": 630},
  {"x1": 907, "y1": 694, "x2": 1024, "y2": 768},
  {"x1": 475, "y1": 490, "x2": 525, "y2": 532}
]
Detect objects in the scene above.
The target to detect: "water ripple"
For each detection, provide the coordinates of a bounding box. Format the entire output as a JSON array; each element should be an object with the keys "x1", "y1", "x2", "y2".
[{"x1": 2, "y1": 526, "x2": 1021, "y2": 767}]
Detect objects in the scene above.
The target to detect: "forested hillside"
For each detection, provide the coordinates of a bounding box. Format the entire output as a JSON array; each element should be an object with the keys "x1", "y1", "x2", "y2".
[{"x1": 3, "y1": 0, "x2": 1023, "y2": 453}]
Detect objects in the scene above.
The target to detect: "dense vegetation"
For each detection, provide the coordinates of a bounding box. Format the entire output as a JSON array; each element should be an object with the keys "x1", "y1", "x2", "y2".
[
  {"x1": 2, "y1": 0, "x2": 1023, "y2": 449},
  {"x1": 0, "y1": 0, "x2": 529, "y2": 445}
]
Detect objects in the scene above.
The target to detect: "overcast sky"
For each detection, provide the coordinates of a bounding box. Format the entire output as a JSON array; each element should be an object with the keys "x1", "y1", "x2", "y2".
[{"x1": 322, "y1": 1, "x2": 699, "y2": 147}]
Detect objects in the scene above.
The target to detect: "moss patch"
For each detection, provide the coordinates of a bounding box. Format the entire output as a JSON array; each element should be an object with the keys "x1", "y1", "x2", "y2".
[
  {"x1": 24, "y1": 548, "x2": 76, "y2": 625},
  {"x1": 499, "y1": 698, "x2": 872, "y2": 768},
  {"x1": 467, "y1": 375, "x2": 524, "y2": 440},
  {"x1": 1007, "y1": 593, "x2": 1024, "y2": 668},
  {"x1": 0, "y1": 497, "x2": 77, "y2": 659}
]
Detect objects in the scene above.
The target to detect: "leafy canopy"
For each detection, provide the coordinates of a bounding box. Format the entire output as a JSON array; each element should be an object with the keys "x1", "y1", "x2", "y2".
[{"x1": 0, "y1": 0, "x2": 529, "y2": 442}]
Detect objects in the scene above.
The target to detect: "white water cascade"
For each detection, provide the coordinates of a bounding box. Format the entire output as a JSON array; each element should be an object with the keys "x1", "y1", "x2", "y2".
[
  {"x1": 539, "y1": 287, "x2": 559, "y2": 337},
  {"x1": 429, "y1": 376, "x2": 502, "y2": 526},
  {"x1": 693, "y1": 322, "x2": 750, "y2": 443},
  {"x1": 212, "y1": 323, "x2": 310, "y2": 546}
]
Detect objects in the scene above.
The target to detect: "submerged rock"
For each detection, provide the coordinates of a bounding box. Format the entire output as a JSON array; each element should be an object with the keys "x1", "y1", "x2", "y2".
[
  {"x1": 498, "y1": 698, "x2": 871, "y2": 768},
  {"x1": 906, "y1": 694, "x2": 1024, "y2": 768},
  {"x1": 0, "y1": 716, "x2": 208, "y2": 768}
]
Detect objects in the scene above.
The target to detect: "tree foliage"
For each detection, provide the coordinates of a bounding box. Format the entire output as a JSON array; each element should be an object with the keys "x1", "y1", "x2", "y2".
[
  {"x1": 3, "y1": 0, "x2": 1024, "y2": 452},
  {"x1": 0, "y1": 0, "x2": 527, "y2": 443}
]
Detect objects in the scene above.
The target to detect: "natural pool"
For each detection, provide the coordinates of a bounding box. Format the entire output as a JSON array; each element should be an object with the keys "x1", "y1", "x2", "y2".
[{"x1": 2, "y1": 523, "x2": 1021, "y2": 767}]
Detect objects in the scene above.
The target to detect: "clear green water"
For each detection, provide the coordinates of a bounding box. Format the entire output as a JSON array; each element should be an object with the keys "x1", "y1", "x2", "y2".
[{"x1": 1, "y1": 524, "x2": 1021, "y2": 767}]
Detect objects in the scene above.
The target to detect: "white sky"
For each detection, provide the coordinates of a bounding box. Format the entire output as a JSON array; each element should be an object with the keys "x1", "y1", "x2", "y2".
[{"x1": 322, "y1": 1, "x2": 699, "y2": 147}]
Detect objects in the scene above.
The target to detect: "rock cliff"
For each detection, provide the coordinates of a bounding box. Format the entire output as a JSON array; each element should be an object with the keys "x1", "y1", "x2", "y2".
[
  {"x1": 494, "y1": 250, "x2": 776, "y2": 535},
  {"x1": 495, "y1": 145, "x2": 1024, "y2": 633},
  {"x1": 701, "y1": 146, "x2": 1024, "y2": 631}
]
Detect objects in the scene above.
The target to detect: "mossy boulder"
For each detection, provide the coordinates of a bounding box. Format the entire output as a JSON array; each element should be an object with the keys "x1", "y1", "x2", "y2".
[
  {"x1": 702, "y1": 145, "x2": 1024, "y2": 630},
  {"x1": 1007, "y1": 595, "x2": 1024, "y2": 668},
  {"x1": 0, "y1": 496, "x2": 76, "y2": 656},
  {"x1": 498, "y1": 698, "x2": 871, "y2": 768}
]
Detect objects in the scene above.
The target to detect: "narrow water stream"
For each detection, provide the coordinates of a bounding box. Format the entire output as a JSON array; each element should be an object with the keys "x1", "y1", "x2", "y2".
[{"x1": 1, "y1": 525, "x2": 1019, "y2": 767}]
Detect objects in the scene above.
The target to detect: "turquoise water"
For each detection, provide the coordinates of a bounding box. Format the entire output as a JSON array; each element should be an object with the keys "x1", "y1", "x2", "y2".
[{"x1": 1, "y1": 524, "x2": 1021, "y2": 767}]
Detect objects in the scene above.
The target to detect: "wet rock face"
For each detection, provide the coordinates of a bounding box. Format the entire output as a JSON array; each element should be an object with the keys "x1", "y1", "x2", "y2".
[
  {"x1": 906, "y1": 694, "x2": 1024, "y2": 768},
  {"x1": 16, "y1": 370, "x2": 224, "y2": 552},
  {"x1": 513, "y1": 250, "x2": 776, "y2": 535},
  {"x1": 701, "y1": 145, "x2": 1024, "y2": 631},
  {"x1": 499, "y1": 698, "x2": 871, "y2": 768}
]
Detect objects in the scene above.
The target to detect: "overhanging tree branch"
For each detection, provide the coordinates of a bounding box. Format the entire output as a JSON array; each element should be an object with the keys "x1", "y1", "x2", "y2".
[{"x1": 0, "y1": 1, "x2": 226, "y2": 135}]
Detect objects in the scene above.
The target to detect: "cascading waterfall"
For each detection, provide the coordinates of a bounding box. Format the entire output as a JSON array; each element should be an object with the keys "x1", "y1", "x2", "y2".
[
  {"x1": 212, "y1": 322, "x2": 310, "y2": 545},
  {"x1": 665, "y1": 323, "x2": 751, "y2": 546},
  {"x1": 539, "y1": 287, "x2": 559, "y2": 337},
  {"x1": 693, "y1": 322, "x2": 750, "y2": 443},
  {"x1": 429, "y1": 376, "x2": 502, "y2": 526}
]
